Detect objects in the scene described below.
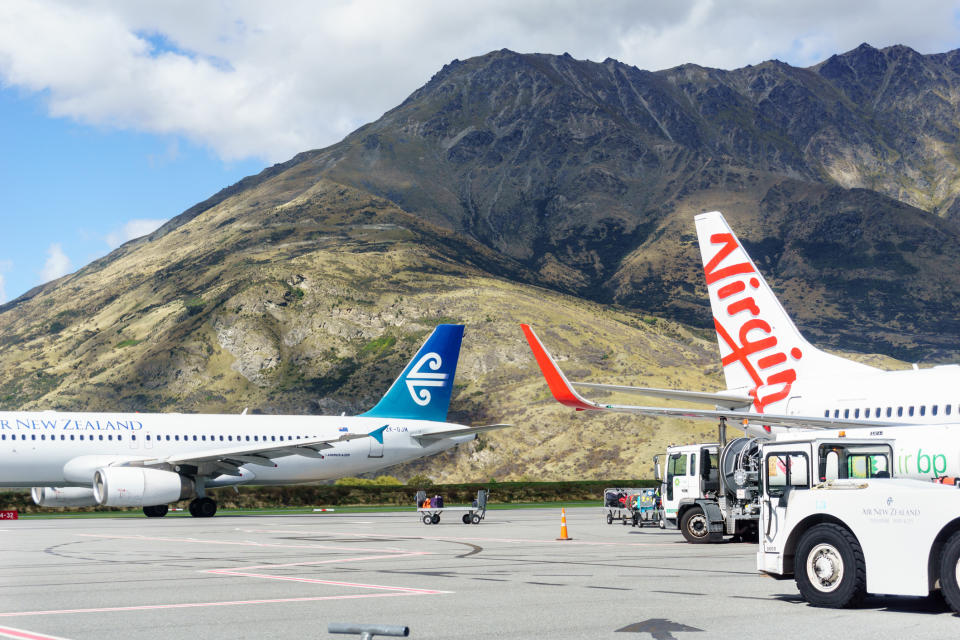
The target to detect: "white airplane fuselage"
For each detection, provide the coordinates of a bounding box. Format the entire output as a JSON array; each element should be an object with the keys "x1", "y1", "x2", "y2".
[{"x1": 0, "y1": 411, "x2": 469, "y2": 488}]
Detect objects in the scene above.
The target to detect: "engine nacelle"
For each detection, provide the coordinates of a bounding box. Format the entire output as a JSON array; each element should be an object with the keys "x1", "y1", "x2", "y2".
[
  {"x1": 31, "y1": 486, "x2": 99, "y2": 507},
  {"x1": 93, "y1": 467, "x2": 194, "y2": 507}
]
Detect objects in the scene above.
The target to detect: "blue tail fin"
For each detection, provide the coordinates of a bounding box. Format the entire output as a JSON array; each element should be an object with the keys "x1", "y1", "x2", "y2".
[{"x1": 362, "y1": 324, "x2": 464, "y2": 422}]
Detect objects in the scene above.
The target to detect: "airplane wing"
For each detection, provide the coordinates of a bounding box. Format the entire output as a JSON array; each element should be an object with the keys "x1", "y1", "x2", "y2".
[
  {"x1": 133, "y1": 425, "x2": 386, "y2": 475},
  {"x1": 521, "y1": 324, "x2": 903, "y2": 431},
  {"x1": 413, "y1": 423, "x2": 511, "y2": 444}
]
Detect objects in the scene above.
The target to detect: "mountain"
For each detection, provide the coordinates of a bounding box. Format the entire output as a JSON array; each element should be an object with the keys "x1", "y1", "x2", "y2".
[{"x1": 0, "y1": 43, "x2": 955, "y2": 482}]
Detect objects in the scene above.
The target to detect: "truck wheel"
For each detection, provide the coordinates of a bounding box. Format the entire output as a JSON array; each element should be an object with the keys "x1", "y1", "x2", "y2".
[
  {"x1": 606, "y1": 513, "x2": 613, "y2": 525},
  {"x1": 795, "y1": 523, "x2": 866, "y2": 608},
  {"x1": 939, "y1": 531, "x2": 960, "y2": 614},
  {"x1": 680, "y1": 506, "x2": 715, "y2": 544}
]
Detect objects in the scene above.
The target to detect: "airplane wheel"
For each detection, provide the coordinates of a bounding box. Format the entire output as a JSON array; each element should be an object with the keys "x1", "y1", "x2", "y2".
[
  {"x1": 431, "y1": 514, "x2": 440, "y2": 524},
  {"x1": 143, "y1": 505, "x2": 168, "y2": 518},
  {"x1": 794, "y1": 523, "x2": 866, "y2": 608},
  {"x1": 939, "y1": 530, "x2": 960, "y2": 614},
  {"x1": 190, "y1": 497, "x2": 217, "y2": 518},
  {"x1": 462, "y1": 514, "x2": 471, "y2": 524},
  {"x1": 680, "y1": 506, "x2": 714, "y2": 544},
  {"x1": 471, "y1": 514, "x2": 481, "y2": 525},
  {"x1": 422, "y1": 515, "x2": 432, "y2": 525}
]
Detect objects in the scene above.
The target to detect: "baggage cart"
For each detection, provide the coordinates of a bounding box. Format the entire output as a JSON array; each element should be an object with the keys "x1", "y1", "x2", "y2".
[
  {"x1": 603, "y1": 487, "x2": 660, "y2": 527},
  {"x1": 415, "y1": 489, "x2": 489, "y2": 525}
]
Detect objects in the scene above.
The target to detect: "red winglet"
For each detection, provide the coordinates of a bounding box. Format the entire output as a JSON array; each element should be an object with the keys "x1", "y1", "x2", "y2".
[{"x1": 521, "y1": 324, "x2": 599, "y2": 411}]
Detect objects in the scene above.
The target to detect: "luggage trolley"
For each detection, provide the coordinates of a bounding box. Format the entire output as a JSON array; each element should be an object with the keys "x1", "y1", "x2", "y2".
[
  {"x1": 416, "y1": 489, "x2": 489, "y2": 525},
  {"x1": 603, "y1": 487, "x2": 660, "y2": 527}
]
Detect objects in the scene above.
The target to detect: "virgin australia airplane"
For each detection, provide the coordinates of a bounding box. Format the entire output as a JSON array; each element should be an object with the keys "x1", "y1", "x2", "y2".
[
  {"x1": 1, "y1": 324, "x2": 507, "y2": 517},
  {"x1": 523, "y1": 211, "x2": 960, "y2": 480}
]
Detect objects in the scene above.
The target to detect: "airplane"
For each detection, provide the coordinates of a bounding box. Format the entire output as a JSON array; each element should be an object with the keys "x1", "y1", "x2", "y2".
[
  {"x1": 522, "y1": 210, "x2": 960, "y2": 479},
  {"x1": 1, "y1": 324, "x2": 508, "y2": 517}
]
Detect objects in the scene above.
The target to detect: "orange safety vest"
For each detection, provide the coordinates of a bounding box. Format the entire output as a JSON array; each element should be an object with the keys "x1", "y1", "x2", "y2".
[{"x1": 423, "y1": 497, "x2": 431, "y2": 508}]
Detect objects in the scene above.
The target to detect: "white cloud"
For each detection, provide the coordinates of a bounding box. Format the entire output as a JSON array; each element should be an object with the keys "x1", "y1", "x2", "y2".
[
  {"x1": 0, "y1": 1, "x2": 958, "y2": 163},
  {"x1": 40, "y1": 243, "x2": 71, "y2": 282},
  {"x1": 105, "y1": 218, "x2": 167, "y2": 249}
]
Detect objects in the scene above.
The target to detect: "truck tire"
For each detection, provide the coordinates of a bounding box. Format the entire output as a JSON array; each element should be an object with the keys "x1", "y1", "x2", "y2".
[
  {"x1": 794, "y1": 523, "x2": 866, "y2": 608},
  {"x1": 939, "y1": 530, "x2": 960, "y2": 614},
  {"x1": 680, "y1": 506, "x2": 716, "y2": 544}
]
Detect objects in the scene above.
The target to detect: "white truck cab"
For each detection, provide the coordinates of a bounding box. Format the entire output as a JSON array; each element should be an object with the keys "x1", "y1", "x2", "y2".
[{"x1": 757, "y1": 436, "x2": 960, "y2": 612}]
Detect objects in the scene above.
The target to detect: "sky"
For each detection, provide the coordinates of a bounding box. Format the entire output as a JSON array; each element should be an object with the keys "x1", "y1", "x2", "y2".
[{"x1": 1, "y1": 1, "x2": 959, "y2": 304}]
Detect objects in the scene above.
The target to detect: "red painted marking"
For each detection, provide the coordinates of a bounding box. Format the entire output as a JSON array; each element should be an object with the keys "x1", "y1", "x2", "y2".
[
  {"x1": 0, "y1": 593, "x2": 432, "y2": 618},
  {"x1": 716, "y1": 281, "x2": 745, "y2": 299},
  {"x1": 0, "y1": 511, "x2": 18, "y2": 521},
  {"x1": 521, "y1": 324, "x2": 597, "y2": 411},
  {"x1": 703, "y1": 233, "x2": 754, "y2": 285},
  {"x1": 0, "y1": 626, "x2": 69, "y2": 639}
]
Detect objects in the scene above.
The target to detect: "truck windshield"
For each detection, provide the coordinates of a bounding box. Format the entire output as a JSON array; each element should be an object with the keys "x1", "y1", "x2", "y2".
[{"x1": 818, "y1": 443, "x2": 893, "y2": 482}]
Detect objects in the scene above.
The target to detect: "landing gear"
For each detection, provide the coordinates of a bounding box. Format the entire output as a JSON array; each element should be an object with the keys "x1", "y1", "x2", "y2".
[
  {"x1": 143, "y1": 504, "x2": 169, "y2": 518},
  {"x1": 188, "y1": 497, "x2": 217, "y2": 518}
]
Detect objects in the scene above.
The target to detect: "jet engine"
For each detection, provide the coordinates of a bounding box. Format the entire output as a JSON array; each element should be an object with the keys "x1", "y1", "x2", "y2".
[
  {"x1": 93, "y1": 467, "x2": 194, "y2": 507},
  {"x1": 31, "y1": 486, "x2": 99, "y2": 507}
]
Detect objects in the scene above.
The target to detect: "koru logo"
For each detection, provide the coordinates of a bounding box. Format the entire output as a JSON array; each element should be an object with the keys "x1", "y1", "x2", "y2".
[
  {"x1": 405, "y1": 352, "x2": 448, "y2": 406},
  {"x1": 886, "y1": 496, "x2": 894, "y2": 506}
]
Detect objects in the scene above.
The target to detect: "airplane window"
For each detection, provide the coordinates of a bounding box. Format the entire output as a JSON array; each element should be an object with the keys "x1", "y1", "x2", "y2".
[
  {"x1": 908, "y1": 406, "x2": 915, "y2": 416},
  {"x1": 948, "y1": 405, "x2": 953, "y2": 416},
  {"x1": 271, "y1": 436, "x2": 276, "y2": 441},
  {"x1": 854, "y1": 409, "x2": 860, "y2": 418},
  {"x1": 165, "y1": 435, "x2": 171, "y2": 441},
  {"x1": 920, "y1": 406, "x2": 926, "y2": 416},
  {"x1": 191, "y1": 435, "x2": 196, "y2": 441},
  {"x1": 219, "y1": 435, "x2": 224, "y2": 441},
  {"x1": 228, "y1": 436, "x2": 233, "y2": 441},
  {"x1": 31, "y1": 434, "x2": 36, "y2": 440},
  {"x1": 70, "y1": 435, "x2": 74, "y2": 440},
  {"x1": 280, "y1": 436, "x2": 284, "y2": 441},
  {"x1": 253, "y1": 436, "x2": 259, "y2": 441},
  {"x1": 1, "y1": 435, "x2": 4, "y2": 440},
  {"x1": 865, "y1": 408, "x2": 870, "y2": 418},
  {"x1": 40, "y1": 434, "x2": 45, "y2": 440},
  {"x1": 175, "y1": 435, "x2": 180, "y2": 441},
  {"x1": 897, "y1": 407, "x2": 903, "y2": 417},
  {"x1": 843, "y1": 409, "x2": 849, "y2": 418},
  {"x1": 131, "y1": 435, "x2": 135, "y2": 441},
  {"x1": 108, "y1": 435, "x2": 113, "y2": 441},
  {"x1": 933, "y1": 405, "x2": 939, "y2": 416},
  {"x1": 886, "y1": 407, "x2": 892, "y2": 417},
  {"x1": 98, "y1": 435, "x2": 104, "y2": 441},
  {"x1": 245, "y1": 436, "x2": 250, "y2": 442}
]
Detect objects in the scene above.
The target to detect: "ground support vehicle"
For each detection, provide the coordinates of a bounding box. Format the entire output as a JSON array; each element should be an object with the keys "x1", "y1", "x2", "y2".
[
  {"x1": 603, "y1": 488, "x2": 657, "y2": 526},
  {"x1": 756, "y1": 436, "x2": 960, "y2": 612},
  {"x1": 416, "y1": 489, "x2": 488, "y2": 525},
  {"x1": 654, "y1": 421, "x2": 763, "y2": 543}
]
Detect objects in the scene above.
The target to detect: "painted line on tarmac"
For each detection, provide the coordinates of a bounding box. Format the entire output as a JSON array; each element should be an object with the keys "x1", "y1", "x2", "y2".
[
  {"x1": 76, "y1": 533, "x2": 409, "y2": 554},
  {"x1": 0, "y1": 626, "x2": 72, "y2": 640},
  {"x1": 0, "y1": 592, "x2": 439, "y2": 618},
  {"x1": 311, "y1": 530, "x2": 679, "y2": 547}
]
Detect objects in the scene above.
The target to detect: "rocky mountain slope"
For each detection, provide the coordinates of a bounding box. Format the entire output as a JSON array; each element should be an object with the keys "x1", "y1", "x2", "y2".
[{"x1": 0, "y1": 43, "x2": 954, "y2": 482}]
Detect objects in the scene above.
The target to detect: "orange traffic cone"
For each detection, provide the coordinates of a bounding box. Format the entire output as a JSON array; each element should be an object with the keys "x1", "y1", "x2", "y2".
[{"x1": 556, "y1": 507, "x2": 572, "y2": 541}]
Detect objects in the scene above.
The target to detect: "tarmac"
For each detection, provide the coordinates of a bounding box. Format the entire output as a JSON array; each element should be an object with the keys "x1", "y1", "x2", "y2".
[{"x1": 0, "y1": 507, "x2": 957, "y2": 639}]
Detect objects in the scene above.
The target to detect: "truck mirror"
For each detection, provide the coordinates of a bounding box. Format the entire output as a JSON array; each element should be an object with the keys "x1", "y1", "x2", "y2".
[{"x1": 654, "y1": 455, "x2": 662, "y2": 482}]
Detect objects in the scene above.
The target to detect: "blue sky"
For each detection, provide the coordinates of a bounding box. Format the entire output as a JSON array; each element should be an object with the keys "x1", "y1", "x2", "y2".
[
  {"x1": 1, "y1": 0, "x2": 959, "y2": 304},
  {"x1": 0, "y1": 89, "x2": 263, "y2": 301}
]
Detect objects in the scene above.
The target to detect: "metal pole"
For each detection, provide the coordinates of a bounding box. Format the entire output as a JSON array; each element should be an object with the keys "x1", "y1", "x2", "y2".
[{"x1": 328, "y1": 623, "x2": 410, "y2": 638}]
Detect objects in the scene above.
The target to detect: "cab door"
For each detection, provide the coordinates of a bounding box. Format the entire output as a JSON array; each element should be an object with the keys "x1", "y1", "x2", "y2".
[
  {"x1": 761, "y1": 450, "x2": 810, "y2": 547},
  {"x1": 664, "y1": 452, "x2": 689, "y2": 518}
]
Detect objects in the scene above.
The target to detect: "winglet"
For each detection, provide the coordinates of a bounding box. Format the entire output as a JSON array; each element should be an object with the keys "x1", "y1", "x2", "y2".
[
  {"x1": 520, "y1": 324, "x2": 600, "y2": 411},
  {"x1": 369, "y1": 424, "x2": 388, "y2": 445}
]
